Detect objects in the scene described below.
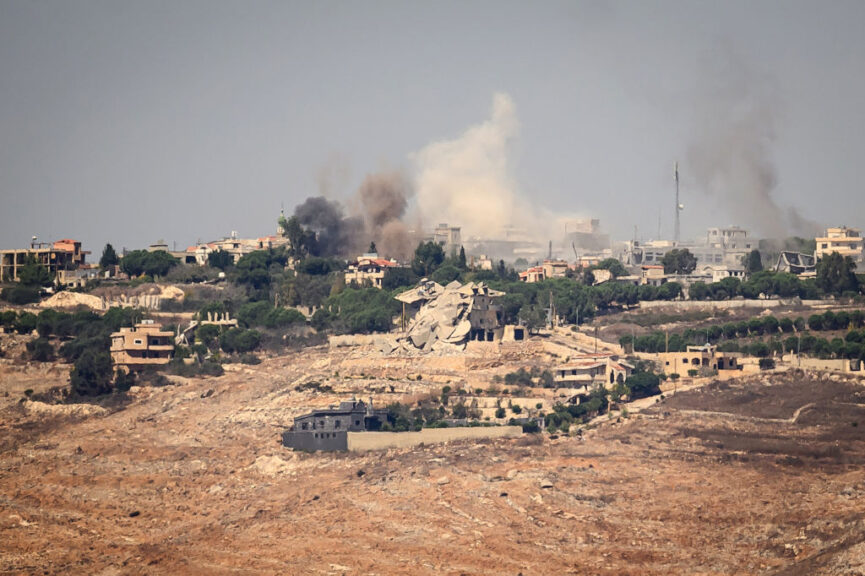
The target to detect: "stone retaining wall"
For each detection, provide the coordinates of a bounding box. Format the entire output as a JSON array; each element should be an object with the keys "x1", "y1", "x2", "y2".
[{"x1": 346, "y1": 426, "x2": 523, "y2": 452}]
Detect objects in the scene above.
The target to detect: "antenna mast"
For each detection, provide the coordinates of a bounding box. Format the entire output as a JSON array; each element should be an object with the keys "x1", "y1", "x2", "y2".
[{"x1": 674, "y1": 162, "x2": 682, "y2": 244}]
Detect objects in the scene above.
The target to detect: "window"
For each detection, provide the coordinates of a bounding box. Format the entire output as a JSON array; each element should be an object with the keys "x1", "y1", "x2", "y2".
[
  {"x1": 334, "y1": 420, "x2": 341, "y2": 429},
  {"x1": 355, "y1": 420, "x2": 361, "y2": 426},
  {"x1": 301, "y1": 422, "x2": 308, "y2": 430},
  {"x1": 134, "y1": 339, "x2": 143, "y2": 345}
]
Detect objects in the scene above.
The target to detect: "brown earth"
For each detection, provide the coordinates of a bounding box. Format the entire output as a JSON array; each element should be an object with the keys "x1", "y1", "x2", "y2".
[{"x1": 1, "y1": 340, "x2": 864, "y2": 575}]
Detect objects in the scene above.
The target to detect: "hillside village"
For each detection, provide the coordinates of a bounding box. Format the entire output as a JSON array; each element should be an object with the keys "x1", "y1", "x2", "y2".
[
  {"x1": 2, "y1": 223, "x2": 865, "y2": 572},
  {"x1": 3, "y1": 3, "x2": 865, "y2": 572}
]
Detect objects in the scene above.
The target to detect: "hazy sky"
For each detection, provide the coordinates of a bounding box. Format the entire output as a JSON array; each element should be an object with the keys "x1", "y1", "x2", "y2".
[{"x1": 1, "y1": 0, "x2": 863, "y2": 256}]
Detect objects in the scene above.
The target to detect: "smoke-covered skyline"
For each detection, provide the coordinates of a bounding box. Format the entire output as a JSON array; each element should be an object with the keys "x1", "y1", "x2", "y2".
[{"x1": 1, "y1": 1, "x2": 864, "y2": 254}]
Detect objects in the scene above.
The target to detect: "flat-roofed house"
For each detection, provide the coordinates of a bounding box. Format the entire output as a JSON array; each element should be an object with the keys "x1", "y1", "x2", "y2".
[{"x1": 110, "y1": 320, "x2": 174, "y2": 371}]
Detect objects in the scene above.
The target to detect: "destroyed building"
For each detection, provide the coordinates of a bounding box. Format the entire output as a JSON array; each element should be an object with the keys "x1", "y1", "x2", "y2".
[
  {"x1": 282, "y1": 398, "x2": 389, "y2": 451},
  {"x1": 775, "y1": 251, "x2": 816, "y2": 276},
  {"x1": 395, "y1": 280, "x2": 505, "y2": 351}
]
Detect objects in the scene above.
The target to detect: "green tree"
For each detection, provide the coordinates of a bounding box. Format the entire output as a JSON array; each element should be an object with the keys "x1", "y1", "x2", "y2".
[
  {"x1": 280, "y1": 215, "x2": 316, "y2": 259},
  {"x1": 70, "y1": 350, "x2": 114, "y2": 396},
  {"x1": 411, "y1": 241, "x2": 445, "y2": 277},
  {"x1": 120, "y1": 250, "x2": 179, "y2": 278},
  {"x1": 18, "y1": 258, "x2": 53, "y2": 287},
  {"x1": 99, "y1": 243, "x2": 119, "y2": 269},
  {"x1": 593, "y1": 258, "x2": 628, "y2": 278},
  {"x1": 431, "y1": 264, "x2": 462, "y2": 285},
  {"x1": 220, "y1": 327, "x2": 261, "y2": 353},
  {"x1": 196, "y1": 324, "x2": 221, "y2": 351},
  {"x1": 458, "y1": 246, "x2": 467, "y2": 270},
  {"x1": 207, "y1": 249, "x2": 234, "y2": 270},
  {"x1": 743, "y1": 249, "x2": 763, "y2": 275},
  {"x1": 661, "y1": 249, "x2": 697, "y2": 275},
  {"x1": 689, "y1": 281, "x2": 709, "y2": 300},
  {"x1": 816, "y1": 252, "x2": 859, "y2": 295},
  {"x1": 381, "y1": 267, "x2": 418, "y2": 291}
]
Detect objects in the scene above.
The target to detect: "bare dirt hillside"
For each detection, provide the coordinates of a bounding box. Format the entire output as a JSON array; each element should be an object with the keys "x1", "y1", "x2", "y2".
[{"x1": 1, "y1": 346, "x2": 864, "y2": 575}]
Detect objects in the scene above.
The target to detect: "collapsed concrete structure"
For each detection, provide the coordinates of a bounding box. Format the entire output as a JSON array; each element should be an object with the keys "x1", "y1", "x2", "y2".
[{"x1": 395, "y1": 280, "x2": 505, "y2": 351}]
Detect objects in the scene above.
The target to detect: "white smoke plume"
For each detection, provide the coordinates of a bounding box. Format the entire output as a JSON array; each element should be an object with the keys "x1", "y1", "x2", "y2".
[
  {"x1": 687, "y1": 51, "x2": 820, "y2": 239},
  {"x1": 412, "y1": 93, "x2": 546, "y2": 241}
]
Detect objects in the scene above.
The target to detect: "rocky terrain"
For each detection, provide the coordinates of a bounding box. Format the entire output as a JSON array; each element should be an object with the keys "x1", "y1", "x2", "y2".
[{"x1": 1, "y1": 338, "x2": 864, "y2": 575}]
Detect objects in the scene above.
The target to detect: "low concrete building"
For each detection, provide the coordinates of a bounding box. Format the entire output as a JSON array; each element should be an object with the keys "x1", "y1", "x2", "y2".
[
  {"x1": 542, "y1": 259, "x2": 569, "y2": 279},
  {"x1": 344, "y1": 254, "x2": 402, "y2": 289},
  {"x1": 519, "y1": 265, "x2": 546, "y2": 283},
  {"x1": 110, "y1": 320, "x2": 174, "y2": 371},
  {"x1": 282, "y1": 398, "x2": 389, "y2": 452},
  {"x1": 472, "y1": 254, "x2": 494, "y2": 271},
  {"x1": 641, "y1": 265, "x2": 668, "y2": 286},
  {"x1": 700, "y1": 265, "x2": 746, "y2": 283},
  {"x1": 656, "y1": 344, "x2": 738, "y2": 375},
  {"x1": 816, "y1": 226, "x2": 863, "y2": 262},
  {"x1": 554, "y1": 354, "x2": 634, "y2": 388}
]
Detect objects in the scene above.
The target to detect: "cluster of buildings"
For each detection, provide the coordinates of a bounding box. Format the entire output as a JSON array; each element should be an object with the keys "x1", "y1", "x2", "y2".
[{"x1": 0, "y1": 238, "x2": 96, "y2": 287}]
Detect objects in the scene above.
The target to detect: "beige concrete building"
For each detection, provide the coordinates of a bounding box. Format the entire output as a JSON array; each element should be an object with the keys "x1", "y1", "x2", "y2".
[
  {"x1": 815, "y1": 226, "x2": 863, "y2": 262},
  {"x1": 519, "y1": 265, "x2": 546, "y2": 283},
  {"x1": 0, "y1": 239, "x2": 89, "y2": 284},
  {"x1": 345, "y1": 255, "x2": 402, "y2": 289},
  {"x1": 110, "y1": 321, "x2": 173, "y2": 371},
  {"x1": 184, "y1": 231, "x2": 289, "y2": 266},
  {"x1": 554, "y1": 354, "x2": 634, "y2": 388},
  {"x1": 432, "y1": 223, "x2": 462, "y2": 256},
  {"x1": 656, "y1": 344, "x2": 738, "y2": 376}
]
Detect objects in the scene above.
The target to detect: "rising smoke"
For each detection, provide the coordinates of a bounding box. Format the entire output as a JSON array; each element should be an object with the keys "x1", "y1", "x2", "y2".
[
  {"x1": 412, "y1": 93, "x2": 546, "y2": 241},
  {"x1": 687, "y1": 50, "x2": 820, "y2": 239},
  {"x1": 290, "y1": 170, "x2": 418, "y2": 260},
  {"x1": 290, "y1": 93, "x2": 551, "y2": 260}
]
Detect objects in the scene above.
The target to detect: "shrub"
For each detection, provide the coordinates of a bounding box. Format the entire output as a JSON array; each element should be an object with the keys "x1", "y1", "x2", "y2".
[
  {"x1": 114, "y1": 369, "x2": 137, "y2": 392},
  {"x1": 70, "y1": 350, "x2": 114, "y2": 396},
  {"x1": 26, "y1": 338, "x2": 55, "y2": 362},
  {"x1": 626, "y1": 371, "x2": 661, "y2": 398},
  {"x1": 758, "y1": 358, "x2": 776, "y2": 370},
  {"x1": 220, "y1": 327, "x2": 261, "y2": 353},
  {"x1": 14, "y1": 312, "x2": 38, "y2": 335},
  {"x1": 522, "y1": 421, "x2": 541, "y2": 434},
  {"x1": 495, "y1": 407, "x2": 506, "y2": 419}
]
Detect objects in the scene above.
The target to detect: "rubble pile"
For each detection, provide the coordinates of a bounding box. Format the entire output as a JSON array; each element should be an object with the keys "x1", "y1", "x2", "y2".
[{"x1": 396, "y1": 280, "x2": 501, "y2": 352}]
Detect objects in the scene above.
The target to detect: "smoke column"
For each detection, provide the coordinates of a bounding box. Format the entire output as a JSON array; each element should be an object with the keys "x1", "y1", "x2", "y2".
[
  {"x1": 687, "y1": 50, "x2": 819, "y2": 238},
  {"x1": 293, "y1": 196, "x2": 364, "y2": 257},
  {"x1": 412, "y1": 93, "x2": 545, "y2": 240},
  {"x1": 356, "y1": 170, "x2": 416, "y2": 260},
  {"x1": 290, "y1": 170, "x2": 418, "y2": 260}
]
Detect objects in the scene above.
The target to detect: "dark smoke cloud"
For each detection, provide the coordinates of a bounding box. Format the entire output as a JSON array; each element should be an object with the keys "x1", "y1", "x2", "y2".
[
  {"x1": 290, "y1": 170, "x2": 419, "y2": 260},
  {"x1": 687, "y1": 50, "x2": 820, "y2": 239},
  {"x1": 356, "y1": 171, "x2": 417, "y2": 260},
  {"x1": 293, "y1": 196, "x2": 364, "y2": 257}
]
